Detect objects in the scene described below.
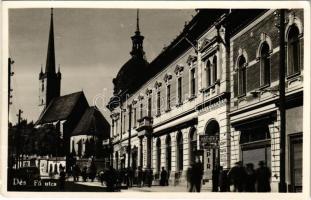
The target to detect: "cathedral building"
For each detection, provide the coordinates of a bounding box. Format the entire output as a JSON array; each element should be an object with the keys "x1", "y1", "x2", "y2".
[
  {"x1": 35, "y1": 9, "x2": 110, "y2": 165},
  {"x1": 108, "y1": 9, "x2": 303, "y2": 192}
]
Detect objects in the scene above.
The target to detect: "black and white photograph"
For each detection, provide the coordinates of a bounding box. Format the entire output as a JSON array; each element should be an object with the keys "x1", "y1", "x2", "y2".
[{"x1": 1, "y1": 1, "x2": 310, "y2": 198}]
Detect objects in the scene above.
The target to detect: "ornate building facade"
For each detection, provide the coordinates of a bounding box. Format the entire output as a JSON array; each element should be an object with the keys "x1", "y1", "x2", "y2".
[{"x1": 107, "y1": 9, "x2": 303, "y2": 192}]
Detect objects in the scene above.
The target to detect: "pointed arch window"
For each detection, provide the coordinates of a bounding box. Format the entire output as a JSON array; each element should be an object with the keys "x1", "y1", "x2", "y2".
[
  {"x1": 260, "y1": 42, "x2": 271, "y2": 86},
  {"x1": 238, "y1": 56, "x2": 246, "y2": 96},
  {"x1": 287, "y1": 25, "x2": 300, "y2": 76}
]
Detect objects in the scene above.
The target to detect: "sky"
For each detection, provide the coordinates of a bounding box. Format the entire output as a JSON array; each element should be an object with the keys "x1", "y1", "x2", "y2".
[{"x1": 9, "y1": 8, "x2": 196, "y2": 124}]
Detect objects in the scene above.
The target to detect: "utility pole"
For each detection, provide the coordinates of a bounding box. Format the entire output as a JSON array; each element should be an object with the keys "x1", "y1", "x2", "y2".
[
  {"x1": 278, "y1": 9, "x2": 287, "y2": 193},
  {"x1": 128, "y1": 105, "x2": 132, "y2": 169},
  {"x1": 16, "y1": 109, "x2": 23, "y2": 169},
  {"x1": 8, "y1": 58, "x2": 14, "y2": 113}
]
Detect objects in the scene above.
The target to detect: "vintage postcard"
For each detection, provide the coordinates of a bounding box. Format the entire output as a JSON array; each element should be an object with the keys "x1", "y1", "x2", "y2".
[{"x1": 0, "y1": 1, "x2": 310, "y2": 199}]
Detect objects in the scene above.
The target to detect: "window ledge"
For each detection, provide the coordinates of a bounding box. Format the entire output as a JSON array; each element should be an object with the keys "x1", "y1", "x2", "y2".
[
  {"x1": 259, "y1": 84, "x2": 270, "y2": 91},
  {"x1": 286, "y1": 71, "x2": 301, "y2": 80},
  {"x1": 176, "y1": 102, "x2": 183, "y2": 107},
  {"x1": 165, "y1": 108, "x2": 171, "y2": 113},
  {"x1": 188, "y1": 95, "x2": 197, "y2": 101}
]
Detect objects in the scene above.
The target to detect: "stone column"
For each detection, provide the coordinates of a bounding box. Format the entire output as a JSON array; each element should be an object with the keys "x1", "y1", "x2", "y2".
[{"x1": 160, "y1": 136, "x2": 166, "y2": 170}]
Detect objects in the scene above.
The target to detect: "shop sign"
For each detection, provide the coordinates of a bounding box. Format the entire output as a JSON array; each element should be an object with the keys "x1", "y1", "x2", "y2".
[{"x1": 199, "y1": 135, "x2": 219, "y2": 149}]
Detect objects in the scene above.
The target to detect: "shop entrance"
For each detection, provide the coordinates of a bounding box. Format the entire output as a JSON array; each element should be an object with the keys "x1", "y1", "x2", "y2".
[{"x1": 202, "y1": 120, "x2": 220, "y2": 180}]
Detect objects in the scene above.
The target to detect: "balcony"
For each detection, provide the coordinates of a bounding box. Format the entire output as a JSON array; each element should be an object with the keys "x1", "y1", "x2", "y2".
[{"x1": 136, "y1": 116, "x2": 153, "y2": 132}]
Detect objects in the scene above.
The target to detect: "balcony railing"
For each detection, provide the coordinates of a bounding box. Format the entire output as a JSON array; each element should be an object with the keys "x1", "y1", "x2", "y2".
[{"x1": 136, "y1": 116, "x2": 153, "y2": 131}]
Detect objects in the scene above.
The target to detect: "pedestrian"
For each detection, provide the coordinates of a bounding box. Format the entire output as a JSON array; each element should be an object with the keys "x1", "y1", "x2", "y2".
[
  {"x1": 191, "y1": 158, "x2": 203, "y2": 192},
  {"x1": 187, "y1": 164, "x2": 195, "y2": 192},
  {"x1": 59, "y1": 166, "x2": 66, "y2": 191},
  {"x1": 256, "y1": 161, "x2": 271, "y2": 192},
  {"x1": 227, "y1": 161, "x2": 246, "y2": 192},
  {"x1": 245, "y1": 163, "x2": 256, "y2": 192},
  {"x1": 160, "y1": 167, "x2": 168, "y2": 186},
  {"x1": 218, "y1": 166, "x2": 229, "y2": 192},
  {"x1": 104, "y1": 165, "x2": 117, "y2": 192},
  {"x1": 81, "y1": 167, "x2": 88, "y2": 182},
  {"x1": 128, "y1": 167, "x2": 134, "y2": 187},
  {"x1": 89, "y1": 161, "x2": 97, "y2": 182},
  {"x1": 212, "y1": 165, "x2": 220, "y2": 192},
  {"x1": 99, "y1": 170, "x2": 105, "y2": 186},
  {"x1": 137, "y1": 166, "x2": 143, "y2": 187},
  {"x1": 73, "y1": 164, "x2": 81, "y2": 182}
]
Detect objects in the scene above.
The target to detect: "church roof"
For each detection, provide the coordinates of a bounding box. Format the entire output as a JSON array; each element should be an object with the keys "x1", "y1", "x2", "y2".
[
  {"x1": 36, "y1": 91, "x2": 86, "y2": 124},
  {"x1": 71, "y1": 106, "x2": 110, "y2": 137}
]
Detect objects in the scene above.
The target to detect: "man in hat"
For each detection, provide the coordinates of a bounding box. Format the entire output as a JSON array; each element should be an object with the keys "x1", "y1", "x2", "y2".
[
  {"x1": 227, "y1": 161, "x2": 246, "y2": 192},
  {"x1": 256, "y1": 161, "x2": 271, "y2": 192}
]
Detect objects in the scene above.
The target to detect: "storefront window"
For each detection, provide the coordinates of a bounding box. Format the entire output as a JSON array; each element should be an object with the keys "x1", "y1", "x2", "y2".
[{"x1": 240, "y1": 125, "x2": 271, "y2": 168}]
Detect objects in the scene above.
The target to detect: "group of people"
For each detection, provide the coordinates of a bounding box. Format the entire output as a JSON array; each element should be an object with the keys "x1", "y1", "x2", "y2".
[
  {"x1": 213, "y1": 160, "x2": 272, "y2": 192},
  {"x1": 72, "y1": 164, "x2": 96, "y2": 182}
]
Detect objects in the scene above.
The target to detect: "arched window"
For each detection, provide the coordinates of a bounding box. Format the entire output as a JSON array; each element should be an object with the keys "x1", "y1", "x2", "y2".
[
  {"x1": 287, "y1": 25, "x2": 300, "y2": 75},
  {"x1": 260, "y1": 42, "x2": 271, "y2": 86},
  {"x1": 176, "y1": 131, "x2": 183, "y2": 171},
  {"x1": 165, "y1": 135, "x2": 171, "y2": 172},
  {"x1": 156, "y1": 138, "x2": 161, "y2": 173},
  {"x1": 213, "y1": 56, "x2": 217, "y2": 83},
  {"x1": 238, "y1": 56, "x2": 246, "y2": 96},
  {"x1": 206, "y1": 60, "x2": 211, "y2": 87}
]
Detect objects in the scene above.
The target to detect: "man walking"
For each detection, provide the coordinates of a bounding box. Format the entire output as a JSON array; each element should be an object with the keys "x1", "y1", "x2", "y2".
[
  {"x1": 160, "y1": 167, "x2": 168, "y2": 186},
  {"x1": 227, "y1": 161, "x2": 246, "y2": 192},
  {"x1": 256, "y1": 161, "x2": 271, "y2": 192}
]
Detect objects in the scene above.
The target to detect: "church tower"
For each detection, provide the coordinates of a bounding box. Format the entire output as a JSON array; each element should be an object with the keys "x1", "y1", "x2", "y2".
[
  {"x1": 130, "y1": 9, "x2": 145, "y2": 58},
  {"x1": 39, "y1": 8, "x2": 61, "y2": 109}
]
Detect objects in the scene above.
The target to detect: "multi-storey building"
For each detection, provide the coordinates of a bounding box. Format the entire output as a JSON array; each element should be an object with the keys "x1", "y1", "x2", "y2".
[{"x1": 107, "y1": 9, "x2": 303, "y2": 192}]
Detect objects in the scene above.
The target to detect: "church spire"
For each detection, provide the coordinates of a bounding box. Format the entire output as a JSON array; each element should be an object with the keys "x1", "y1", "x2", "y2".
[
  {"x1": 45, "y1": 8, "x2": 56, "y2": 73},
  {"x1": 136, "y1": 9, "x2": 140, "y2": 33},
  {"x1": 130, "y1": 9, "x2": 145, "y2": 58}
]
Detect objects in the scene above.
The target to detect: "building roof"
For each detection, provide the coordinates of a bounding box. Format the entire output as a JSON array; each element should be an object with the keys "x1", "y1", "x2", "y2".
[
  {"x1": 36, "y1": 91, "x2": 86, "y2": 124},
  {"x1": 71, "y1": 106, "x2": 110, "y2": 138}
]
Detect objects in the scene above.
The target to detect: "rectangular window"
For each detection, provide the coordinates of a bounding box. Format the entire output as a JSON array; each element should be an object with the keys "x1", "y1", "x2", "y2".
[
  {"x1": 190, "y1": 68, "x2": 196, "y2": 96},
  {"x1": 123, "y1": 112, "x2": 126, "y2": 133},
  {"x1": 157, "y1": 91, "x2": 161, "y2": 115},
  {"x1": 140, "y1": 103, "x2": 143, "y2": 119},
  {"x1": 178, "y1": 77, "x2": 182, "y2": 104},
  {"x1": 148, "y1": 98, "x2": 152, "y2": 117},
  {"x1": 133, "y1": 107, "x2": 137, "y2": 127},
  {"x1": 166, "y1": 84, "x2": 171, "y2": 110}
]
